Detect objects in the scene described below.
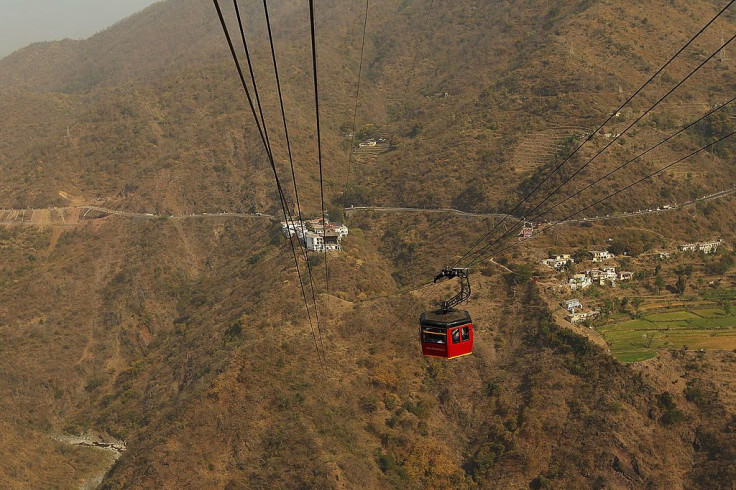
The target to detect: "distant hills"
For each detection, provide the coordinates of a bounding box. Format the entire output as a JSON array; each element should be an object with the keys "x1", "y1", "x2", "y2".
[{"x1": 1, "y1": 0, "x2": 734, "y2": 218}]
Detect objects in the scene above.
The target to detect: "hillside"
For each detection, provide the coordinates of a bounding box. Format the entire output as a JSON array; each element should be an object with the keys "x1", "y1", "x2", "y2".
[
  {"x1": 1, "y1": 0, "x2": 735, "y2": 215},
  {"x1": 1, "y1": 0, "x2": 736, "y2": 488}
]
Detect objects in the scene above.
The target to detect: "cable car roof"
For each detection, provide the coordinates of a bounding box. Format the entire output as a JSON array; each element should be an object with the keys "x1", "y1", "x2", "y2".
[{"x1": 420, "y1": 309, "x2": 472, "y2": 328}]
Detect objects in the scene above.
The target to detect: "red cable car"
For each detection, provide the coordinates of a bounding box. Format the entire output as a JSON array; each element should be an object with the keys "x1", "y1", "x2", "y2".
[{"x1": 420, "y1": 267, "x2": 474, "y2": 359}]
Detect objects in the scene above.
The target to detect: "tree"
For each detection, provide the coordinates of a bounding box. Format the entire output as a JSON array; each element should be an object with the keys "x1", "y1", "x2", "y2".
[
  {"x1": 675, "y1": 275, "x2": 687, "y2": 296},
  {"x1": 655, "y1": 275, "x2": 665, "y2": 294},
  {"x1": 327, "y1": 205, "x2": 344, "y2": 223},
  {"x1": 722, "y1": 301, "x2": 732, "y2": 315},
  {"x1": 608, "y1": 241, "x2": 627, "y2": 255},
  {"x1": 335, "y1": 184, "x2": 372, "y2": 207},
  {"x1": 504, "y1": 263, "x2": 533, "y2": 285},
  {"x1": 572, "y1": 249, "x2": 592, "y2": 263},
  {"x1": 675, "y1": 264, "x2": 694, "y2": 277},
  {"x1": 632, "y1": 297, "x2": 642, "y2": 315},
  {"x1": 356, "y1": 123, "x2": 380, "y2": 142},
  {"x1": 452, "y1": 181, "x2": 488, "y2": 213},
  {"x1": 563, "y1": 260, "x2": 576, "y2": 274}
]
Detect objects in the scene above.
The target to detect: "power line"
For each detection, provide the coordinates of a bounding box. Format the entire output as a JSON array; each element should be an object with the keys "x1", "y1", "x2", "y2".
[
  {"x1": 454, "y1": 0, "x2": 736, "y2": 267},
  {"x1": 214, "y1": 0, "x2": 325, "y2": 368}
]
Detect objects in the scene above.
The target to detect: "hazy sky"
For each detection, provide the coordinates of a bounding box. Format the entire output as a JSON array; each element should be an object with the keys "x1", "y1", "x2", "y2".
[{"x1": 0, "y1": 0, "x2": 161, "y2": 59}]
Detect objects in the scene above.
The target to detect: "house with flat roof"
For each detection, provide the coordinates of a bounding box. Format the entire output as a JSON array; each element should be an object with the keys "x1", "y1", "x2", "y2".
[
  {"x1": 281, "y1": 218, "x2": 347, "y2": 252},
  {"x1": 590, "y1": 250, "x2": 615, "y2": 262},
  {"x1": 569, "y1": 274, "x2": 592, "y2": 290},
  {"x1": 567, "y1": 310, "x2": 599, "y2": 324},
  {"x1": 562, "y1": 299, "x2": 582, "y2": 312},
  {"x1": 679, "y1": 239, "x2": 723, "y2": 254}
]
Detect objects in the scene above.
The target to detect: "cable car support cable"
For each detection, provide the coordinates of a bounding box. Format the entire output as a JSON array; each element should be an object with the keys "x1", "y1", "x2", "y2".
[
  {"x1": 214, "y1": 0, "x2": 325, "y2": 368},
  {"x1": 346, "y1": 0, "x2": 371, "y2": 175},
  {"x1": 470, "y1": 128, "x2": 736, "y2": 267},
  {"x1": 262, "y1": 0, "x2": 327, "y2": 359},
  {"x1": 453, "y1": 0, "x2": 736, "y2": 268},
  {"x1": 232, "y1": 0, "x2": 325, "y2": 362},
  {"x1": 308, "y1": 0, "x2": 330, "y2": 296},
  {"x1": 468, "y1": 83, "x2": 736, "y2": 266},
  {"x1": 518, "y1": 94, "x2": 736, "y2": 232},
  {"x1": 473, "y1": 29, "x2": 736, "y2": 258}
]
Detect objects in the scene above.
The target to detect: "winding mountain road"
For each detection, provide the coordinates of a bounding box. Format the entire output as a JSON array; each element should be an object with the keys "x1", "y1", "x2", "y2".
[
  {"x1": 0, "y1": 187, "x2": 732, "y2": 227},
  {"x1": 345, "y1": 187, "x2": 735, "y2": 225}
]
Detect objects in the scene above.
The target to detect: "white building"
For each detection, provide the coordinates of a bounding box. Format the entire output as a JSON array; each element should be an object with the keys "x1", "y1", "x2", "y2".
[
  {"x1": 305, "y1": 231, "x2": 342, "y2": 252},
  {"x1": 562, "y1": 299, "x2": 582, "y2": 312},
  {"x1": 679, "y1": 239, "x2": 722, "y2": 254},
  {"x1": 281, "y1": 218, "x2": 348, "y2": 252},
  {"x1": 590, "y1": 250, "x2": 615, "y2": 262},
  {"x1": 585, "y1": 267, "x2": 617, "y2": 286},
  {"x1": 305, "y1": 232, "x2": 324, "y2": 252},
  {"x1": 542, "y1": 254, "x2": 573, "y2": 270},
  {"x1": 618, "y1": 271, "x2": 634, "y2": 281},
  {"x1": 567, "y1": 310, "x2": 600, "y2": 324},
  {"x1": 333, "y1": 224, "x2": 349, "y2": 237},
  {"x1": 569, "y1": 274, "x2": 592, "y2": 290},
  {"x1": 281, "y1": 220, "x2": 303, "y2": 238}
]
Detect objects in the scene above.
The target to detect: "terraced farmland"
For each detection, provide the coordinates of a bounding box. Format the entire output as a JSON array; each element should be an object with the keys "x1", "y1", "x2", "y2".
[{"x1": 598, "y1": 307, "x2": 736, "y2": 362}]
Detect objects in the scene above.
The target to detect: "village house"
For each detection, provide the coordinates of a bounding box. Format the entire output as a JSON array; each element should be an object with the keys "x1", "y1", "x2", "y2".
[
  {"x1": 567, "y1": 310, "x2": 600, "y2": 324},
  {"x1": 280, "y1": 220, "x2": 304, "y2": 239},
  {"x1": 281, "y1": 217, "x2": 348, "y2": 252},
  {"x1": 311, "y1": 219, "x2": 349, "y2": 238},
  {"x1": 305, "y1": 231, "x2": 342, "y2": 252},
  {"x1": 657, "y1": 251, "x2": 671, "y2": 260},
  {"x1": 586, "y1": 267, "x2": 617, "y2": 286},
  {"x1": 590, "y1": 250, "x2": 615, "y2": 262},
  {"x1": 618, "y1": 271, "x2": 634, "y2": 281},
  {"x1": 569, "y1": 274, "x2": 592, "y2": 290},
  {"x1": 562, "y1": 299, "x2": 582, "y2": 312},
  {"x1": 518, "y1": 222, "x2": 533, "y2": 239},
  {"x1": 679, "y1": 238, "x2": 723, "y2": 254},
  {"x1": 542, "y1": 254, "x2": 573, "y2": 270}
]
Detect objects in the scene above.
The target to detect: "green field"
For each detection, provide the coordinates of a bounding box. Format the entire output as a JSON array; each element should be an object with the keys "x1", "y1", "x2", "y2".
[
  {"x1": 598, "y1": 308, "x2": 736, "y2": 362},
  {"x1": 692, "y1": 308, "x2": 729, "y2": 318},
  {"x1": 645, "y1": 311, "x2": 699, "y2": 322}
]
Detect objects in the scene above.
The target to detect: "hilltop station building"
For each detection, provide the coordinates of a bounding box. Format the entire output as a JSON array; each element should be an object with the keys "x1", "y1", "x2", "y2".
[{"x1": 281, "y1": 218, "x2": 348, "y2": 252}]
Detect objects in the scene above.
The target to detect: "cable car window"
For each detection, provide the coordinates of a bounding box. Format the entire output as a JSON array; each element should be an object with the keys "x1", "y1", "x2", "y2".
[
  {"x1": 461, "y1": 326, "x2": 470, "y2": 341},
  {"x1": 451, "y1": 328, "x2": 461, "y2": 344},
  {"x1": 422, "y1": 327, "x2": 446, "y2": 344}
]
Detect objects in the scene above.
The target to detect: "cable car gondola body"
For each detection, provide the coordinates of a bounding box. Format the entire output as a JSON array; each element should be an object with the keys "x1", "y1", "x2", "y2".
[
  {"x1": 420, "y1": 309, "x2": 473, "y2": 359},
  {"x1": 419, "y1": 267, "x2": 474, "y2": 359}
]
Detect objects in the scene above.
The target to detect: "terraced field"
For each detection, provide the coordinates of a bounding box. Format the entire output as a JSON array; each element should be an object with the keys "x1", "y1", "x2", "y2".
[{"x1": 598, "y1": 307, "x2": 736, "y2": 362}]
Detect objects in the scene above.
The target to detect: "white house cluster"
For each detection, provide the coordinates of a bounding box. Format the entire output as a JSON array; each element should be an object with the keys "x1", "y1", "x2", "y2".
[{"x1": 281, "y1": 217, "x2": 349, "y2": 252}]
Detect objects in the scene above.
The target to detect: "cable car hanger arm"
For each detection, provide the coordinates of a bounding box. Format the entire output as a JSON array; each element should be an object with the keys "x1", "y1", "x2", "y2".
[{"x1": 433, "y1": 267, "x2": 470, "y2": 312}]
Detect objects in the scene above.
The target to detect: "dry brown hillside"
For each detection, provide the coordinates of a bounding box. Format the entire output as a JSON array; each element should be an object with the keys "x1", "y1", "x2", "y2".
[{"x1": 1, "y1": 0, "x2": 736, "y2": 488}]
